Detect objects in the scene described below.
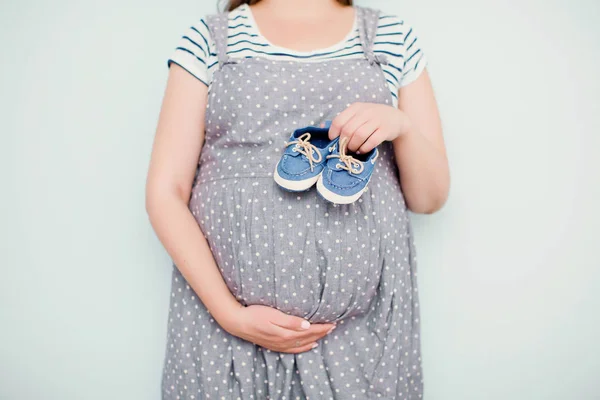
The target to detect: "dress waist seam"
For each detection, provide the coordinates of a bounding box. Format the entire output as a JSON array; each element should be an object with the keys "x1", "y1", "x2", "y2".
[{"x1": 195, "y1": 174, "x2": 275, "y2": 185}]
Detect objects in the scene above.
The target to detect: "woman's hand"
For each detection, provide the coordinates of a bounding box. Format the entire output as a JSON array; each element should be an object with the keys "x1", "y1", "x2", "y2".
[
  {"x1": 218, "y1": 304, "x2": 336, "y2": 354},
  {"x1": 326, "y1": 102, "x2": 412, "y2": 154}
]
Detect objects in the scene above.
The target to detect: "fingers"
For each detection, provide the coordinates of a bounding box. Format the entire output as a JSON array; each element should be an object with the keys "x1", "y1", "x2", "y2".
[
  {"x1": 269, "y1": 312, "x2": 312, "y2": 332},
  {"x1": 266, "y1": 308, "x2": 335, "y2": 337},
  {"x1": 302, "y1": 322, "x2": 336, "y2": 340},
  {"x1": 240, "y1": 306, "x2": 339, "y2": 354},
  {"x1": 336, "y1": 115, "x2": 369, "y2": 152},
  {"x1": 346, "y1": 120, "x2": 379, "y2": 153},
  {"x1": 265, "y1": 318, "x2": 334, "y2": 342},
  {"x1": 330, "y1": 103, "x2": 385, "y2": 154},
  {"x1": 285, "y1": 342, "x2": 320, "y2": 354},
  {"x1": 266, "y1": 323, "x2": 337, "y2": 353},
  {"x1": 357, "y1": 128, "x2": 384, "y2": 154},
  {"x1": 328, "y1": 103, "x2": 360, "y2": 140},
  {"x1": 268, "y1": 320, "x2": 335, "y2": 340}
]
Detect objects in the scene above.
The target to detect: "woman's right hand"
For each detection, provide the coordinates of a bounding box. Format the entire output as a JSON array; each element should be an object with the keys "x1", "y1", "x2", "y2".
[{"x1": 219, "y1": 304, "x2": 336, "y2": 353}]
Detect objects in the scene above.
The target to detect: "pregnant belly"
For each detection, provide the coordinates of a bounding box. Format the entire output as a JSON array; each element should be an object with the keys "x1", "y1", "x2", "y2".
[{"x1": 189, "y1": 176, "x2": 391, "y2": 323}]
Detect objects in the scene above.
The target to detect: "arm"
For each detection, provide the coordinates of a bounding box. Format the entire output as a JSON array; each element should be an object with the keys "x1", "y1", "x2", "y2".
[
  {"x1": 146, "y1": 64, "x2": 334, "y2": 351},
  {"x1": 326, "y1": 68, "x2": 449, "y2": 214},
  {"x1": 326, "y1": 18, "x2": 449, "y2": 214},
  {"x1": 145, "y1": 64, "x2": 244, "y2": 327},
  {"x1": 391, "y1": 68, "x2": 449, "y2": 214}
]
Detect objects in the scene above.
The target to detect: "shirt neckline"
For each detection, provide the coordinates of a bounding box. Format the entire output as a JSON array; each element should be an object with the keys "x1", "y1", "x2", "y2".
[{"x1": 239, "y1": 3, "x2": 359, "y2": 57}]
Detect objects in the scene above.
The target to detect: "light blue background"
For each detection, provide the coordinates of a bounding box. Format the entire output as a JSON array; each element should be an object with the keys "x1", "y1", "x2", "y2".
[{"x1": 1, "y1": 0, "x2": 599, "y2": 399}]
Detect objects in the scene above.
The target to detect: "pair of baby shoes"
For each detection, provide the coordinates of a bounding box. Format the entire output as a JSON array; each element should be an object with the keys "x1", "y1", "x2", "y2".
[{"x1": 273, "y1": 122, "x2": 379, "y2": 204}]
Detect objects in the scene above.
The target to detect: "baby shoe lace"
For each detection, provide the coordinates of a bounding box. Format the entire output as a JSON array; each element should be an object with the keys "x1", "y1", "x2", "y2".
[
  {"x1": 284, "y1": 132, "x2": 323, "y2": 172},
  {"x1": 326, "y1": 137, "x2": 365, "y2": 175}
]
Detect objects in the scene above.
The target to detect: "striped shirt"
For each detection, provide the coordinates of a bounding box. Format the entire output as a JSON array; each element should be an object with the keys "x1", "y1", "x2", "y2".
[{"x1": 167, "y1": 4, "x2": 427, "y2": 106}]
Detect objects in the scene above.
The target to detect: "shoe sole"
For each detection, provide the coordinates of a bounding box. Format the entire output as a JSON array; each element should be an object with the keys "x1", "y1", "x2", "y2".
[
  {"x1": 316, "y1": 174, "x2": 367, "y2": 205},
  {"x1": 273, "y1": 164, "x2": 320, "y2": 192}
]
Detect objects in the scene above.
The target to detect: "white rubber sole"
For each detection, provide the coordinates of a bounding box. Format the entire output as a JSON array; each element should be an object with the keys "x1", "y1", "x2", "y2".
[
  {"x1": 316, "y1": 174, "x2": 367, "y2": 205},
  {"x1": 273, "y1": 164, "x2": 320, "y2": 192}
]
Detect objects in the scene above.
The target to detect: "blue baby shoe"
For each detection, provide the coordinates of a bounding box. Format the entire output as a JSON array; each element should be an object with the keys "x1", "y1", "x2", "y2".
[
  {"x1": 274, "y1": 124, "x2": 335, "y2": 192},
  {"x1": 316, "y1": 137, "x2": 379, "y2": 204}
]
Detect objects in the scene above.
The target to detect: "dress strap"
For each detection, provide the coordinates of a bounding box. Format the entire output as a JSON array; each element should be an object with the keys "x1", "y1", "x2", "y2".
[
  {"x1": 205, "y1": 13, "x2": 237, "y2": 68},
  {"x1": 356, "y1": 6, "x2": 389, "y2": 66}
]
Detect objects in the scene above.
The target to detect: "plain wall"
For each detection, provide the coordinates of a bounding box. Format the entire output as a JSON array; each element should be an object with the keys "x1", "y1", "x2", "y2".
[{"x1": 1, "y1": 0, "x2": 599, "y2": 399}]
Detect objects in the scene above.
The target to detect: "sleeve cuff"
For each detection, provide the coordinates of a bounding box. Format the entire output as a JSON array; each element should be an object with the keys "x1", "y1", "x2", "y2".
[
  {"x1": 167, "y1": 51, "x2": 209, "y2": 87},
  {"x1": 398, "y1": 53, "x2": 428, "y2": 88}
]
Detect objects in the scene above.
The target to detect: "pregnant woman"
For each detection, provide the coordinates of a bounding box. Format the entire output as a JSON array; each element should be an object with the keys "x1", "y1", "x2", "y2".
[{"x1": 146, "y1": 0, "x2": 449, "y2": 398}]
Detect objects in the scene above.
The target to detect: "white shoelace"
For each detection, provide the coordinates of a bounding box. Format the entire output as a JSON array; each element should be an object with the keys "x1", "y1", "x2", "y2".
[{"x1": 284, "y1": 132, "x2": 323, "y2": 172}]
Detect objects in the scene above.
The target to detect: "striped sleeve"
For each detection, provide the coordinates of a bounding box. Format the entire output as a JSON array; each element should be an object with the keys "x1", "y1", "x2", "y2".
[
  {"x1": 374, "y1": 14, "x2": 428, "y2": 90},
  {"x1": 399, "y1": 21, "x2": 427, "y2": 87},
  {"x1": 167, "y1": 17, "x2": 213, "y2": 86}
]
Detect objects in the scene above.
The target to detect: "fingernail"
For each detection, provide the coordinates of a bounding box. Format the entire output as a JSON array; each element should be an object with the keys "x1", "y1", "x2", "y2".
[
  {"x1": 327, "y1": 326, "x2": 336, "y2": 334},
  {"x1": 311, "y1": 342, "x2": 319, "y2": 348},
  {"x1": 301, "y1": 320, "x2": 311, "y2": 329},
  {"x1": 356, "y1": 150, "x2": 361, "y2": 154}
]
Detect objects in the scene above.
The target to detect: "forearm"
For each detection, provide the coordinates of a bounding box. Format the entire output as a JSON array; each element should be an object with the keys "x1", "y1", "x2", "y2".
[
  {"x1": 146, "y1": 191, "x2": 243, "y2": 329},
  {"x1": 392, "y1": 124, "x2": 450, "y2": 214}
]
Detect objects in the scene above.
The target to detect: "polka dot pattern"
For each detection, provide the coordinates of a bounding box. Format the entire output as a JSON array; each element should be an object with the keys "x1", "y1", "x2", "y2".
[{"x1": 161, "y1": 6, "x2": 423, "y2": 399}]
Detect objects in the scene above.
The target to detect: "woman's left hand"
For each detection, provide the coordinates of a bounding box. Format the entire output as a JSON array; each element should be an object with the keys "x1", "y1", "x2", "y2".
[{"x1": 325, "y1": 102, "x2": 412, "y2": 154}]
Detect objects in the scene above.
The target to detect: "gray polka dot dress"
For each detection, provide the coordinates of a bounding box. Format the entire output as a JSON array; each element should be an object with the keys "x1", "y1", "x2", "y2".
[{"x1": 161, "y1": 6, "x2": 424, "y2": 399}]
